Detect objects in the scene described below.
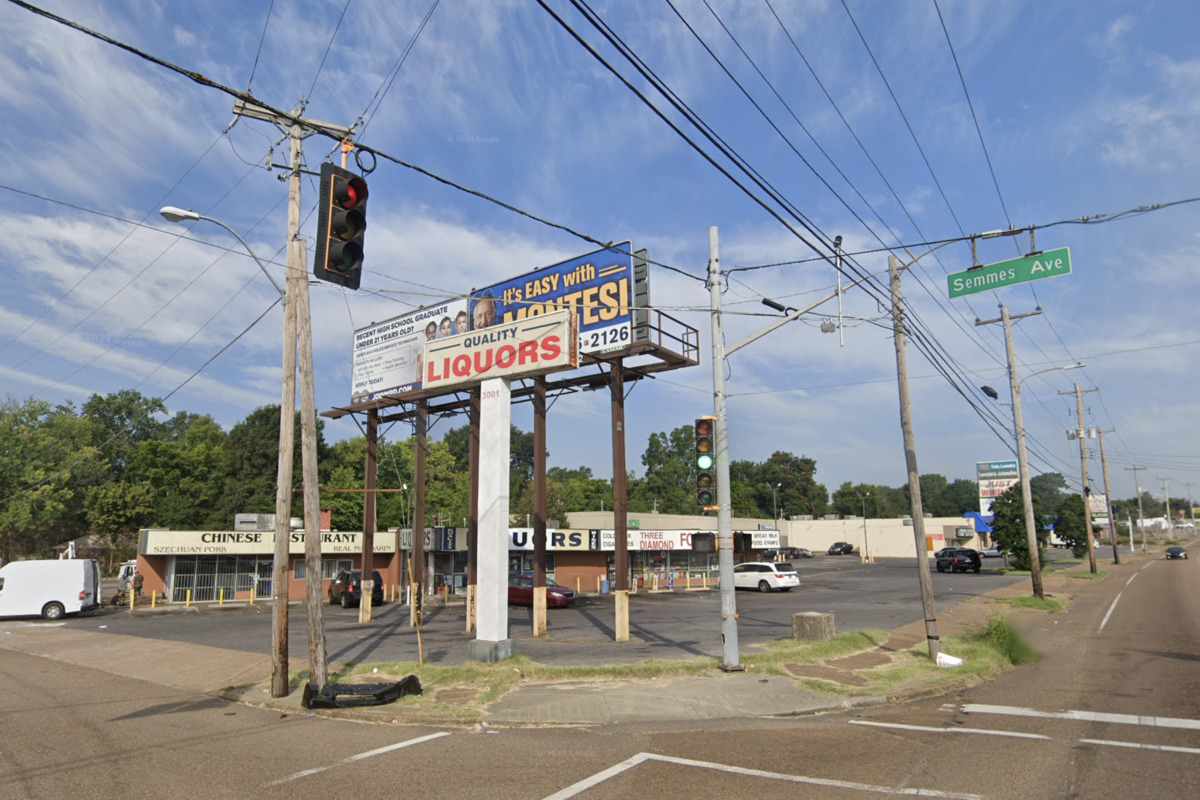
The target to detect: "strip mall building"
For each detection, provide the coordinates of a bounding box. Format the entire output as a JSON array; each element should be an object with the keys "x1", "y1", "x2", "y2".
[{"x1": 134, "y1": 511, "x2": 980, "y2": 603}]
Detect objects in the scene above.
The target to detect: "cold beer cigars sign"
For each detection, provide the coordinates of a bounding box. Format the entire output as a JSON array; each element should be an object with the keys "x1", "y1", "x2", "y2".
[{"x1": 421, "y1": 309, "x2": 579, "y2": 392}]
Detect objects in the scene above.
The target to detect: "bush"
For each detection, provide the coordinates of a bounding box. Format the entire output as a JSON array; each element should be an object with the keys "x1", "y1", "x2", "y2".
[{"x1": 965, "y1": 615, "x2": 1038, "y2": 665}]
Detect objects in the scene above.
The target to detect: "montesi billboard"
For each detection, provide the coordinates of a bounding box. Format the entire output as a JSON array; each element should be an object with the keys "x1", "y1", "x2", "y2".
[{"x1": 471, "y1": 242, "x2": 636, "y2": 356}]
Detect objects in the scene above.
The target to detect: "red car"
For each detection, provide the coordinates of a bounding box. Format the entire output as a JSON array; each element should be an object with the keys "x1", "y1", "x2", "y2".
[{"x1": 508, "y1": 574, "x2": 577, "y2": 607}]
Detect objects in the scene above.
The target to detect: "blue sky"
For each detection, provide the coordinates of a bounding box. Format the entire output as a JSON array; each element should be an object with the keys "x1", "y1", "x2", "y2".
[{"x1": 2, "y1": 0, "x2": 1198, "y2": 509}]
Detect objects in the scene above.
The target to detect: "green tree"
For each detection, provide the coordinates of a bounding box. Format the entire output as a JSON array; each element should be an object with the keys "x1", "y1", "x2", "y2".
[
  {"x1": 760, "y1": 451, "x2": 827, "y2": 519},
  {"x1": 81, "y1": 390, "x2": 166, "y2": 478},
  {"x1": 85, "y1": 481, "x2": 154, "y2": 568},
  {"x1": 639, "y1": 426, "x2": 698, "y2": 514},
  {"x1": 990, "y1": 483, "x2": 1049, "y2": 570},
  {"x1": 1029, "y1": 473, "x2": 1068, "y2": 515},
  {"x1": 1053, "y1": 494, "x2": 1089, "y2": 558},
  {"x1": 126, "y1": 413, "x2": 228, "y2": 529},
  {"x1": 0, "y1": 397, "x2": 107, "y2": 560}
]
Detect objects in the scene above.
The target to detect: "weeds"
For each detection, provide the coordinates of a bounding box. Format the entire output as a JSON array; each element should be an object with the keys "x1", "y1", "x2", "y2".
[{"x1": 963, "y1": 615, "x2": 1038, "y2": 665}]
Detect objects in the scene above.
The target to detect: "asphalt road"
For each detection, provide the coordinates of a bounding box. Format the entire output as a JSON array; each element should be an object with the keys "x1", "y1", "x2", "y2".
[
  {"x1": 8, "y1": 550, "x2": 1198, "y2": 799},
  {"x1": 69, "y1": 554, "x2": 1035, "y2": 665}
]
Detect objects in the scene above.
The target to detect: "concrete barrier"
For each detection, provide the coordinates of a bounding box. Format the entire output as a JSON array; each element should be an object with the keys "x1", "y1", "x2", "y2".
[{"x1": 792, "y1": 611, "x2": 835, "y2": 641}]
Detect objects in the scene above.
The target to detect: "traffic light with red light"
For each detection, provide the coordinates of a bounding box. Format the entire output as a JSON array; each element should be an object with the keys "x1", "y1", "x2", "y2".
[
  {"x1": 695, "y1": 416, "x2": 717, "y2": 509},
  {"x1": 313, "y1": 162, "x2": 368, "y2": 290}
]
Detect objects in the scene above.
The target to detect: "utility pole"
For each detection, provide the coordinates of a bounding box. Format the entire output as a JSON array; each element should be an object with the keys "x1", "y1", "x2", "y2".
[
  {"x1": 1125, "y1": 466, "x2": 1147, "y2": 551},
  {"x1": 858, "y1": 492, "x2": 870, "y2": 561},
  {"x1": 232, "y1": 100, "x2": 352, "y2": 692},
  {"x1": 1060, "y1": 384, "x2": 1099, "y2": 573},
  {"x1": 1159, "y1": 477, "x2": 1172, "y2": 539},
  {"x1": 707, "y1": 228, "x2": 740, "y2": 671},
  {"x1": 889, "y1": 255, "x2": 940, "y2": 660},
  {"x1": 1096, "y1": 429, "x2": 1119, "y2": 565},
  {"x1": 976, "y1": 304, "x2": 1046, "y2": 597}
]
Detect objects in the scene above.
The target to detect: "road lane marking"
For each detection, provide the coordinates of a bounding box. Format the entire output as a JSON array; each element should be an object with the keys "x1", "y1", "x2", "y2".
[
  {"x1": 267, "y1": 732, "x2": 450, "y2": 786},
  {"x1": 543, "y1": 752, "x2": 983, "y2": 800},
  {"x1": 850, "y1": 719, "x2": 1050, "y2": 740},
  {"x1": 963, "y1": 704, "x2": 1200, "y2": 731},
  {"x1": 1098, "y1": 591, "x2": 1123, "y2": 633},
  {"x1": 1081, "y1": 738, "x2": 1200, "y2": 755}
]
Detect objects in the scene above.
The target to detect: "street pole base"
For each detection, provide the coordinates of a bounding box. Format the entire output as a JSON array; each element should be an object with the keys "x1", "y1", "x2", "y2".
[
  {"x1": 718, "y1": 663, "x2": 745, "y2": 672},
  {"x1": 467, "y1": 639, "x2": 514, "y2": 663}
]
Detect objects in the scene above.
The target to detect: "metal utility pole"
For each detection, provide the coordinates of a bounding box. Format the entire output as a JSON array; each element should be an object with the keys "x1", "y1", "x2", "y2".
[
  {"x1": 1096, "y1": 429, "x2": 1119, "y2": 565},
  {"x1": 1060, "y1": 384, "x2": 1098, "y2": 574},
  {"x1": 976, "y1": 305, "x2": 1046, "y2": 598},
  {"x1": 1159, "y1": 477, "x2": 1172, "y2": 538},
  {"x1": 858, "y1": 493, "x2": 870, "y2": 560},
  {"x1": 1126, "y1": 466, "x2": 1147, "y2": 551},
  {"x1": 707, "y1": 228, "x2": 740, "y2": 670},
  {"x1": 889, "y1": 255, "x2": 940, "y2": 660}
]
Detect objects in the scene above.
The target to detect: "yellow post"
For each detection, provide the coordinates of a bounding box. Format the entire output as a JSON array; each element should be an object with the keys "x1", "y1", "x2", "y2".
[
  {"x1": 186, "y1": 589, "x2": 192, "y2": 607},
  {"x1": 151, "y1": 591, "x2": 157, "y2": 609},
  {"x1": 250, "y1": 583, "x2": 256, "y2": 604},
  {"x1": 597, "y1": 575, "x2": 602, "y2": 593},
  {"x1": 576, "y1": 576, "x2": 581, "y2": 595},
  {"x1": 129, "y1": 587, "x2": 136, "y2": 615},
  {"x1": 219, "y1": 588, "x2": 224, "y2": 605}
]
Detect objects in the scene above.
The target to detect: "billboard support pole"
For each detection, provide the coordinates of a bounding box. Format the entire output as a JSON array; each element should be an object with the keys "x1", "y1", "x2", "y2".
[{"x1": 610, "y1": 359, "x2": 630, "y2": 643}]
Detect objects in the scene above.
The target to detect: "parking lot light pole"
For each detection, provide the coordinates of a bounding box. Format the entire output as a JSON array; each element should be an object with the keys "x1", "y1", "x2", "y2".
[{"x1": 859, "y1": 493, "x2": 870, "y2": 559}]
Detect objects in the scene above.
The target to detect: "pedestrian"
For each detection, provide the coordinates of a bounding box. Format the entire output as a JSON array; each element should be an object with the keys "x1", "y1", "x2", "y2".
[{"x1": 132, "y1": 569, "x2": 144, "y2": 600}]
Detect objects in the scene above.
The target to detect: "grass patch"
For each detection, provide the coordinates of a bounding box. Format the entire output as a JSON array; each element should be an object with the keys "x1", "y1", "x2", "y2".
[
  {"x1": 998, "y1": 594, "x2": 1066, "y2": 613},
  {"x1": 962, "y1": 615, "x2": 1038, "y2": 665},
  {"x1": 1068, "y1": 569, "x2": 1108, "y2": 581}
]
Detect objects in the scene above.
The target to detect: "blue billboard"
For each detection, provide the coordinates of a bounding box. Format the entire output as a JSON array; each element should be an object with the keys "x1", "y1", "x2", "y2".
[{"x1": 471, "y1": 242, "x2": 635, "y2": 356}]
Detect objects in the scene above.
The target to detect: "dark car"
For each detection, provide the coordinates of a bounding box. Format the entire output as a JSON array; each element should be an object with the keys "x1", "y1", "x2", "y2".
[
  {"x1": 777, "y1": 546, "x2": 813, "y2": 559},
  {"x1": 827, "y1": 541, "x2": 856, "y2": 555},
  {"x1": 508, "y1": 575, "x2": 577, "y2": 607},
  {"x1": 1165, "y1": 546, "x2": 1188, "y2": 560},
  {"x1": 935, "y1": 548, "x2": 982, "y2": 573},
  {"x1": 328, "y1": 570, "x2": 384, "y2": 608}
]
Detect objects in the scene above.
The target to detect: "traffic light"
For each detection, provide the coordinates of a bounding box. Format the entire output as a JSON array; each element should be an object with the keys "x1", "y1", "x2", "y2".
[
  {"x1": 313, "y1": 162, "x2": 368, "y2": 290},
  {"x1": 695, "y1": 416, "x2": 717, "y2": 509}
]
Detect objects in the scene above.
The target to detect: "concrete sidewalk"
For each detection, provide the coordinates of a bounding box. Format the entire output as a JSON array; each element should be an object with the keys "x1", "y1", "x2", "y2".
[{"x1": 0, "y1": 550, "x2": 1153, "y2": 727}]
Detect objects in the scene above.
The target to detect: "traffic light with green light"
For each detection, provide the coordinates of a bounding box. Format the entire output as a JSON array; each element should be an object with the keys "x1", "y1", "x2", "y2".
[{"x1": 313, "y1": 162, "x2": 368, "y2": 290}]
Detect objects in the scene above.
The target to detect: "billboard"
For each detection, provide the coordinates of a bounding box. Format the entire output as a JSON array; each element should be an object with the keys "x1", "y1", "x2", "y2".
[
  {"x1": 421, "y1": 310, "x2": 578, "y2": 392},
  {"x1": 350, "y1": 299, "x2": 469, "y2": 403},
  {"x1": 977, "y1": 459, "x2": 1019, "y2": 515},
  {"x1": 471, "y1": 242, "x2": 636, "y2": 357}
]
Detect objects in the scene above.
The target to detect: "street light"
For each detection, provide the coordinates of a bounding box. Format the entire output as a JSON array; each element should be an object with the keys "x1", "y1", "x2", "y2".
[
  {"x1": 160, "y1": 207, "x2": 285, "y2": 298},
  {"x1": 161, "y1": 205, "x2": 292, "y2": 697},
  {"x1": 771, "y1": 482, "x2": 780, "y2": 523}
]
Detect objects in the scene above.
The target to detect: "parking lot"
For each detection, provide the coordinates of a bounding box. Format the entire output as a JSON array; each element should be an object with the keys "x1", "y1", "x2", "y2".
[{"x1": 64, "y1": 554, "x2": 1046, "y2": 666}]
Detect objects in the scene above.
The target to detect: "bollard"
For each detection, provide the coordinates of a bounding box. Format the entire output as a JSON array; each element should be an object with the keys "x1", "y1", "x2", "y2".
[
  {"x1": 186, "y1": 589, "x2": 192, "y2": 607},
  {"x1": 250, "y1": 584, "x2": 255, "y2": 604},
  {"x1": 151, "y1": 591, "x2": 157, "y2": 609},
  {"x1": 597, "y1": 575, "x2": 602, "y2": 593},
  {"x1": 219, "y1": 588, "x2": 224, "y2": 605}
]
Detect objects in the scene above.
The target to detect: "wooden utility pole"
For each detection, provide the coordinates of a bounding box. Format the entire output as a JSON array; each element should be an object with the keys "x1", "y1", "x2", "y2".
[
  {"x1": 976, "y1": 305, "x2": 1046, "y2": 598},
  {"x1": 270, "y1": 209, "x2": 298, "y2": 698},
  {"x1": 1096, "y1": 429, "x2": 1119, "y2": 565},
  {"x1": 411, "y1": 401, "x2": 427, "y2": 627},
  {"x1": 1060, "y1": 383, "x2": 1098, "y2": 574},
  {"x1": 889, "y1": 255, "x2": 940, "y2": 660},
  {"x1": 1126, "y1": 465, "x2": 1147, "y2": 551},
  {"x1": 359, "y1": 409, "x2": 378, "y2": 622},
  {"x1": 610, "y1": 358, "x2": 630, "y2": 643}
]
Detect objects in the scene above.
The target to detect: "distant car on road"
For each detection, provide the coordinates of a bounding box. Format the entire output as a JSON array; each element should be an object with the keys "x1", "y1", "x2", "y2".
[
  {"x1": 508, "y1": 574, "x2": 577, "y2": 607},
  {"x1": 935, "y1": 548, "x2": 982, "y2": 573},
  {"x1": 980, "y1": 546, "x2": 1007, "y2": 558},
  {"x1": 827, "y1": 541, "x2": 856, "y2": 555},
  {"x1": 1165, "y1": 546, "x2": 1188, "y2": 560},
  {"x1": 732, "y1": 562, "x2": 800, "y2": 593}
]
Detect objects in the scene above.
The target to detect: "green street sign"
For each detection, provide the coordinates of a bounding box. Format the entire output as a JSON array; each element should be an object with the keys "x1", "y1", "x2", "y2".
[{"x1": 947, "y1": 247, "x2": 1071, "y2": 298}]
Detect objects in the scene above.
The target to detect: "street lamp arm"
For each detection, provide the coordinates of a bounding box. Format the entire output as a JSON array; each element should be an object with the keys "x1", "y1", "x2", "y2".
[
  {"x1": 159, "y1": 206, "x2": 287, "y2": 299},
  {"x1": 1018, "y1": 362, "x2": 1085, "y2": 390}
]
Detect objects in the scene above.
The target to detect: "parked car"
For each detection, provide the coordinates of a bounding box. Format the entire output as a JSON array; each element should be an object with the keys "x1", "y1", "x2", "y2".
[
  {"x1": 827, "y1": 541, "x2": 855, "y2": 555},
  {"x1": 1165, "y1": 546, "x2": 1188, "y2": 560},
  {"x1": 789, "y1": 547, "x2": 814, "y2": 559},
  {"x1": 732, "y1": 562, "x2": 800, "y2": 592},
  {"x1": 508, "y1": 574, "x2": 577, "y2": 607},
  {"x1": 327, "y1": 570, "x2": 384, "y2": 608},
  {"x1": 935, "y1": 548, "x2": 982, "y2": 573},
  {"x1": 980, "y1": 546, "x2": 1007, "y2": 558}
]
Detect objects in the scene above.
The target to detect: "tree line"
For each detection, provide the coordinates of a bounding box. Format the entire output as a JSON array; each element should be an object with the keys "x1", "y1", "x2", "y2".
[{"x1": 3, "y1": 390, "x2": 1176, "y2": 566}]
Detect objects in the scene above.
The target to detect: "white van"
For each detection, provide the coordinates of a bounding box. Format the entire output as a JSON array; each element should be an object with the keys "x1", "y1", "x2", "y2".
[{"x1": 0, "y1": 559, "x2": 102, "y2": 620}]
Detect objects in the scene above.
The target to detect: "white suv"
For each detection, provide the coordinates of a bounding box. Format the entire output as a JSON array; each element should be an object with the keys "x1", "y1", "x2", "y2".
[{"x1": 732, "y1": 562, "x2": 800, "y2": 593}]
